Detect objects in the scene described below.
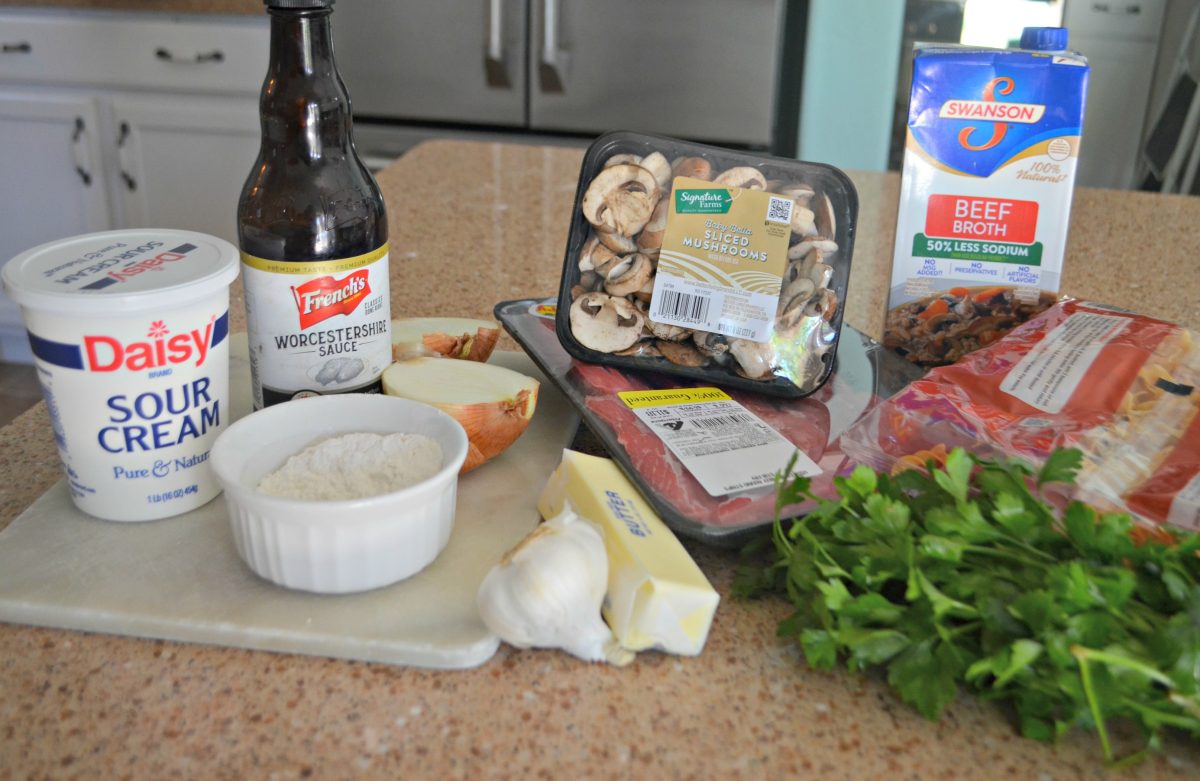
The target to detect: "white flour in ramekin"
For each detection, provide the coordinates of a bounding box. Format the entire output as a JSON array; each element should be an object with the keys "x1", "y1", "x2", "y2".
[{"x1": 257, "y1": 432, "x2": 443, "y2": 501}]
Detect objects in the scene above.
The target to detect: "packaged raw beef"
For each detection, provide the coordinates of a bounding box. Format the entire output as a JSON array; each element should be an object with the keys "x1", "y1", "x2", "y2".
[
  {"x1": 496, "y1": 298, "x2": 922, "y2": 546},
  {"x1": 842, "y1": 299, "x2": 1200, "y2": 531}
]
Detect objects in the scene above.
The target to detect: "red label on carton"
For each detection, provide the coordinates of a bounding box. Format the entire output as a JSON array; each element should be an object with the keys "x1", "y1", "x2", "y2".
[{"x1": 925, "y1": 195, "x2": 1039, "y2": 244}]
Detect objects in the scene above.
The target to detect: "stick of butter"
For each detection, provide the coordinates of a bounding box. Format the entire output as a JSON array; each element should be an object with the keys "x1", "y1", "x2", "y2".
[{"x1": 537, "y1": 449, "x2": 719, "y2": 656}]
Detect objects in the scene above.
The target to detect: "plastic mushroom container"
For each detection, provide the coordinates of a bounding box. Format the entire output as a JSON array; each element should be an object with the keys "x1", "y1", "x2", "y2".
[
  {"x1": 556, "y1": 131, "x2": 858, "y2": 399},
  {"x1": 1, "y1": 229, "x2": 240, "y2": 521}
]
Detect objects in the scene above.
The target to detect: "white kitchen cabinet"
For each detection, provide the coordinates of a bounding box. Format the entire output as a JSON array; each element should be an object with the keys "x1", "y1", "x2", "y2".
[
  {"x1": 0, "y1": 88, "x2": 114, "y2": 362},
  {"x1": 0, "y1": 9, "x2": 268, "y2": 363},
  {"x1": 108, "y1": 94, "x2": 260, "y2": 244}
]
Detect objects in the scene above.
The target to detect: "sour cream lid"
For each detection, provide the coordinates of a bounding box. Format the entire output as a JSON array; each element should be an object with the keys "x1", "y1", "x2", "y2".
[{"x1": 2, "y1": 229, "x2": 240, "y2": 316}]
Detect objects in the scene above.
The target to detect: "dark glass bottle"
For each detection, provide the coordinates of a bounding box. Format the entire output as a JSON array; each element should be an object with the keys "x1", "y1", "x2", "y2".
[{"x1": 238, "y1": 0, "x2": 391, "y2": 409}]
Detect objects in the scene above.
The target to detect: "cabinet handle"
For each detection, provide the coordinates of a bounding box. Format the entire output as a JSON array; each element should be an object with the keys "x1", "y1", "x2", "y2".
[
  {"x1": 116, "y1": 121, "x2": 137, "y2": 192},
  {"x1": 2, "y1": 42, "x2": 31, "y2": 54},
  {"x1": 484, "y1": 0, "x2": 510, "y2": 87},
  {"x1": 538, "y1": 0, "x2": 566, "y2": 93},
  {"x1": 70, "y1": 117, "x2": 93, "y2": 187},
  {"x1": 154, "y1": 47, "x2": 224, "y2": 64}
]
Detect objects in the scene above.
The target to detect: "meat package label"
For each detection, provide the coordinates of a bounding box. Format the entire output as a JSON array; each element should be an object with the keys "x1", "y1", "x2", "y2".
[
  {"x1": 650, "y1": 177, "x2": 792, "y2": 343},
  {"x1": 618, "y1": 387, "x2": 819, "y2": 497}
]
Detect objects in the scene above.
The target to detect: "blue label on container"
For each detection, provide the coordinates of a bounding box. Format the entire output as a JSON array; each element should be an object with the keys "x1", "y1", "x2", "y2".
[{"x1": 909, "y1": 48, "x2": 1089, "y2": 177}]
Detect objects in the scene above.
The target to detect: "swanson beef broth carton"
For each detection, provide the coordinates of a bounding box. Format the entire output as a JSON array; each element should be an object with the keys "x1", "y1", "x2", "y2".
[{"x1": 885, "y1": 27, "x2": 1089, "y2": 366}]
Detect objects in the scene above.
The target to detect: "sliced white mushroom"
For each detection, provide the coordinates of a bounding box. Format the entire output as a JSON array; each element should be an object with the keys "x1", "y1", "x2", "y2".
[
  {"x1": 570, "y1": 292, "x2": 645, "y2": 353},
  {"x1": 604, "y1": 153, "x2": 641, "y2": 168},
  {"x1": 578, "y1": 236, "x2": 602, "y2": 272},
  {"x1": 713, "y1": 166, "x2": 767, "y2": 190},
  {"x1": 596, "y1": 230, "x2": 639, "y2": 255},
  {"x1": 791, "y1": 205, "x2": 817, "y2": 237},
  {"x1": 814, "y1": 193, "x2": 837, "y2": 239},
  {"x1": 591, "y1": 243, "x2": 623, "y2": 277},
  {"x1": 693, "y1": 331, "x2": 730, "y2": 358},
  {"x1": 780, "y1": 275, "x2": 816, "y2": 313},
  {"x1": 671, "y1": 156, "x2": 713, "y2": 181},
  {"x1": 637, "y1": 199, "x2": 670, "y2": 252},
  {"x1": 648, "y1": 317, "x2": 691, "y2": 342},
  {"x1": 808, "y1": 261, "x2": 833, "y2": 290},
  {"x1": 788, "y1": 236, "x2": 839, "y2": 260},
  {"x1": 779, "y1": 183, "x2": 816, "y2": 207},
  {"x1": 581, "y1": 164, "x2": 660, "y2": 237},
  {"x1": 728, "y1": 338, "x2": 776, "y2": 379},
  {"x1": 604, "y1": 254, "x2": 654, "y2": 297},
  {"x1": 632, "y1": 274, "x2": 656, "y2": 304},
  {"x1": 637, "y1": 152, "x2": 672, "y2": 192},
  {"x1": 657, "y1": 339, "x2": 708, "y2": 367}
]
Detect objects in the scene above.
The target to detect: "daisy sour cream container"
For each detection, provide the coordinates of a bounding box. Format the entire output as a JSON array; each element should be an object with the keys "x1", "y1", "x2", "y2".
[{"x1": 2, "y1": 229, "x2": 240, "y2": 522}]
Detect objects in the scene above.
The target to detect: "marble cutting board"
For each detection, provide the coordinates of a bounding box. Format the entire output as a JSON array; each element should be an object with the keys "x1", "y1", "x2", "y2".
[{"x1": 0, "y1": 343, "x2": 577, "y2": 669}]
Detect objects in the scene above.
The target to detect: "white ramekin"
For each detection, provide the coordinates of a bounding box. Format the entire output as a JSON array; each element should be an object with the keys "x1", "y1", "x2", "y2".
[{"x1": 210, "y1": 394, "x2": 469, "y2": 594}]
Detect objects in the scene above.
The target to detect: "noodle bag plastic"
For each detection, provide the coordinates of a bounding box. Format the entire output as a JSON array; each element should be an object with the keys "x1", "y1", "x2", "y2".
[{"x1": 842, "y1": 300, "x2": 1200, "y2": 531}]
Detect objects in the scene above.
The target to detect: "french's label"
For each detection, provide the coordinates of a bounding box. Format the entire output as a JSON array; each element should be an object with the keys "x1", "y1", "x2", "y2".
[{"x1": 241, "y1": 245, "x2": 392, "y2": 409}]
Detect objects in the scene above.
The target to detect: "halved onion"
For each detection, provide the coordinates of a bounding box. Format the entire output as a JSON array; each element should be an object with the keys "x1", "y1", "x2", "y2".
[
  {"x1": 391, "y1": 317, "x2": 501, "y2": 362},
  {"x1": 382, "y1": 357, "x2": 539, "y2": 473}
]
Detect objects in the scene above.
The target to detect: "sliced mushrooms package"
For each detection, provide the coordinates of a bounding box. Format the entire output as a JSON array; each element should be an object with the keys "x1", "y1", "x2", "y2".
[{"x1": 556, "y1": 131, "x2": 858, "y2": 399}]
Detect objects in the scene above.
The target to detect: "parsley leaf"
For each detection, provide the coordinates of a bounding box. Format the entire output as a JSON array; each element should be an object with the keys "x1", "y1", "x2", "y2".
[{"x1": 738, "y1": 447, "x2": 1200, "y2": 765}]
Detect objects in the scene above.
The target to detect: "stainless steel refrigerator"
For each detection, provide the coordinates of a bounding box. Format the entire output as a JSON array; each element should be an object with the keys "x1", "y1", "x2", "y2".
[{"x1": 332, "y1": 0, "x2": 799, "y2": 162}]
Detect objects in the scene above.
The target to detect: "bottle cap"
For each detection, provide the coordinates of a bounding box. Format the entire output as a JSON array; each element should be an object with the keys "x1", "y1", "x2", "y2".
[
  {"x1": 264, "y1": 0, "x2": 334, "y2": 8},
  {"x1": 1019, "y1": 27, "x2": 1069, "y2": 51}
]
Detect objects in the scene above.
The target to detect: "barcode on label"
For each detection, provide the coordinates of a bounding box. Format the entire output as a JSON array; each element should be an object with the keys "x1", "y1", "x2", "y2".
[
  {"x1": 691, "y1": 413, "x2": 755, "y2": 429},
  {"x1": 766, "y1": 196, "x2": 793, "y2": 224},
  {"x1": 659, "y1": 290, "x2": 710, "y2": 323}
]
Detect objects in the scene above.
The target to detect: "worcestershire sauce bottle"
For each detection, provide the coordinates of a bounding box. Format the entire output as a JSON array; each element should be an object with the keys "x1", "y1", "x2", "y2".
[{"x1": 238, "y1": 0, "x2": 391, "y2": 409}]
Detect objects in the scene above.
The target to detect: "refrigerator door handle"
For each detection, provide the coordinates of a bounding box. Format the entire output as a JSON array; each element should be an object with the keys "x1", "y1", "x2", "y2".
[
  {"x1": 538, "y1": 0, "x2": 567, "y2": 93},
  {"x1": 484, "y1": 0, "x2": 511, "y2": 87}
]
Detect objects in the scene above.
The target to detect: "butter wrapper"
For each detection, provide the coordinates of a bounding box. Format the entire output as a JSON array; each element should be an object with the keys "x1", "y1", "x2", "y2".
[{"x1": 538, "y1": 449, "x2": 719, "y2": 656}]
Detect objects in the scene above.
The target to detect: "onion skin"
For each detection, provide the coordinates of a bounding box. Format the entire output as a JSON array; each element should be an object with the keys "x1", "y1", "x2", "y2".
[
  {"x1": 419, "y1": 327, "x2": 500, "y2": 363},
  {"x1": 444, "y1": 387, "x2": 539, "y2": 472},
  {"x1": 391, "y1": 318, "x2": 501, "y2": 363}
]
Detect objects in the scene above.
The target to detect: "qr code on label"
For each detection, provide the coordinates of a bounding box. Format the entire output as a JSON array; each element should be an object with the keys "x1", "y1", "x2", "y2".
[{"x1": 766, "y1": 196, "x2": 794, "y2": 224}]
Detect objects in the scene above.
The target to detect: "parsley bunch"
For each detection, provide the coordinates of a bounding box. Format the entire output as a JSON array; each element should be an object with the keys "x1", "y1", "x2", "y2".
[{"x1": 736, "y1": 448, "x2": 1200, "y2": 764}]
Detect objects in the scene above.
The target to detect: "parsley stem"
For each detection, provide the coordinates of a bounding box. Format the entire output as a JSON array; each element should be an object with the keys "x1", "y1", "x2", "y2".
[
  {"x1": 1123, "y1": 700, "x2": 1200, "y2": 731},
  {"x1": 962, "y1": 544, "x2": 1051, "y2": 570},
  {"x1": 1073, "y1": 652, "x2": 1114, "y2": 763},
  {"x1": 1071, "y1": 646, "x2": 1174, "y2": 688}
]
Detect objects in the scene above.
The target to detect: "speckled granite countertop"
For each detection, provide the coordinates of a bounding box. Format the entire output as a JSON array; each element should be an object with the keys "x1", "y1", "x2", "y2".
[{"x1": 1, "y1": 141, "x2": 1199, "y2": 779}]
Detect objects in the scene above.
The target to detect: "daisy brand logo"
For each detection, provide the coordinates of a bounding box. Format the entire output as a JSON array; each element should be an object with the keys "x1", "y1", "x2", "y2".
[
  {"x1": 83, "y1": 318, "x2": 217, "y2": 371},
  {"x1": 291, "y1": 269, "x2": 371, "y2": 329},
  {"x1": 940, "y1": 77, "x2": 1045, "y2": 152}
]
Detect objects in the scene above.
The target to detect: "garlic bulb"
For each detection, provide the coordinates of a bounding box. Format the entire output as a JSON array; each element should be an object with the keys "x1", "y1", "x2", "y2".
[{"x1": 477, "y1": 505, "x2": 634, "y2": 666}]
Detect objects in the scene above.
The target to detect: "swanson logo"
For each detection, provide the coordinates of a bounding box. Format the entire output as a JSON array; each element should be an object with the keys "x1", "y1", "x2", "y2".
[
  {"x1": 940, "y1": 77, "x2": 1045, "y2": 152},
  {"x1": 675, "y1": 188, "x2": 733, "y2": 214}
]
